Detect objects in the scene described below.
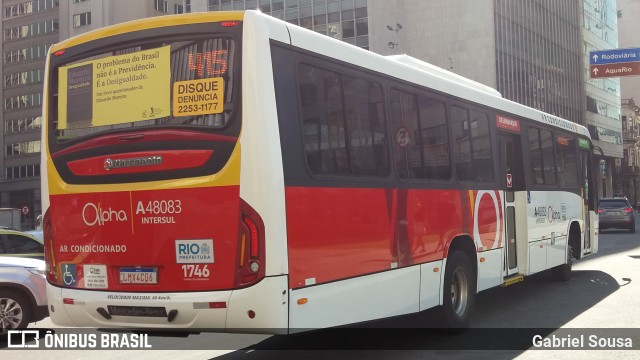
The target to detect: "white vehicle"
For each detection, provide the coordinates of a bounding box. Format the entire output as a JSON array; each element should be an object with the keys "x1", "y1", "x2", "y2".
[{"x1": 0, "y1": 257, "x2": 48, "y2": 329}]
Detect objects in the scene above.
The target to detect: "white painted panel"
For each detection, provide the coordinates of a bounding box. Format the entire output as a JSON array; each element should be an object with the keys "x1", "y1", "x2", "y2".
[
  {"x1": 240, "y1": 11, "x2": 291, "y2": 276},
  {"x1": 419, "y1": 260, "x2": 443, "y2": 310},
  {"x1": 289, "y1": 267, "x2": 421, "y2": 331},
  {"x1": 528, "y1": 241, "x2": 547, "y2": 274},
  {"x1": 546, "y1": 235, "x2": 567, "y2": 269},
  {"x1": 476, "y1": 248, "x2": 503, "y2": 292},
  {"x1": 227, "y1": 276, "x2": 289, "y2": 333}
]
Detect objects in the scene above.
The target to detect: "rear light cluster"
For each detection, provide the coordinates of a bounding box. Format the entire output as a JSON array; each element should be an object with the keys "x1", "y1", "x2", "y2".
[
  {"x1": 43, "y1": 210, "x2": 61, "y2": 285},
  {"x1": 235, "y1": 199, "x2": 266, "y2": 288},
  {"x1": 624, "y1": 207, "x2": 634, "y2": 213}
]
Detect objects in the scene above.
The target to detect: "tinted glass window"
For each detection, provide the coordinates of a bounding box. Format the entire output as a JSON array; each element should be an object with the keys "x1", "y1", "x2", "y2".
[
  {"x1": 4, "y1": 234, "x2": 43, "y2": 253},
  {"x1": 555, "y1": 134, "x2": 578, "y2": 187},
  {"x1": 451, "y1": 106, "x2": 493, "y2": 182},
  {"x1": 470, "y1": 110, "x2": 493, "y2": 182},
  {"x1": 529, "y1": 127, "x2": 544, "y2": 184},
  {"x1": 298, "y1": 63, "x2": 388, "y2": 177},
  {"x1": 53, "y1": 36, "x2": 238, "y2": 143},
  {"x1": 451, "y1": 106, "x2": 473, "y2": 181},
  {"x1": 529, "y1": 127, "x2": 556, "y2": 185},
  {"x1": 390, "y1": 88, "x2": 450, "y2": 180},
  {"x1": 541, "y1": 129, "x2": 556, "y2": 185},
  {"x1": 600, "y1": 200, "x2": 629, "y2": 208}
]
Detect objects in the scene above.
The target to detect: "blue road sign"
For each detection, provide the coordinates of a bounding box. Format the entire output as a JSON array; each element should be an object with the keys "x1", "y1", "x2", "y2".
[{"x1": 590, "y1": 48, "x2": 640, "y2": 65}]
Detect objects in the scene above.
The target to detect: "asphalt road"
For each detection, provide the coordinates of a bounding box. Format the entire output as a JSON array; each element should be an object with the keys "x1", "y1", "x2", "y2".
[{"x1": 3, "y1": 225, "x2": 640, "y2": 359}]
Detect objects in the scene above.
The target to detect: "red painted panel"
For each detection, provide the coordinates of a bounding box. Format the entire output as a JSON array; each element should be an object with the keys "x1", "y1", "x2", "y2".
[
  {"x1": 49, "y1": 186, "x2": 240, "y2": 291},
  {"x1": 67, "y1": 150, "x2": 213, "y2": 176},
  {"x1": 52, "y1": 129, "x2": 235, "y2": 158},
  {"x1": 285, "y1": 187, "x2": 395, "y2": 289},
  {"x1": 285, "y1": 187, "x2": 504, "y2": 289},
  {"x1": 403, "y1": 189, "x2": 466, "y2": 265}
]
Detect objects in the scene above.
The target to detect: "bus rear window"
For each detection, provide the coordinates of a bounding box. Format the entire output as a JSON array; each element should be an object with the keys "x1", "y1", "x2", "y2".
[{"x1": 53, "y1": 36, "x2": 237, "y2": 142}]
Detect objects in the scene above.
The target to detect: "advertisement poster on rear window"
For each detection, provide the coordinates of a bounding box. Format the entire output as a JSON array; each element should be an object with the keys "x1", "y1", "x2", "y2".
[{"x1": 57, "y1": 45, "x2": 171, "y2": 129}]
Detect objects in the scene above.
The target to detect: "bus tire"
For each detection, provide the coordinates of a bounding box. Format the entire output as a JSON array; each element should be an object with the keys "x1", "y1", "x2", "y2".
[
  {"x1": 438, "y1": 250, "x2": 476, "y2": 331},
  {"x1": 552, "y1": 243, "x2": 573, "y2": 282}
]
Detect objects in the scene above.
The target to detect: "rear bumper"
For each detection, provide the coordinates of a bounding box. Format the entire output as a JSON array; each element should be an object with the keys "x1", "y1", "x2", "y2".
[
  {"x1": 46, "y1": 275, "x2": 288, "y2": 334},
  {"x1": 599, "y1": 218, "x2": 634, "y2": 229}
]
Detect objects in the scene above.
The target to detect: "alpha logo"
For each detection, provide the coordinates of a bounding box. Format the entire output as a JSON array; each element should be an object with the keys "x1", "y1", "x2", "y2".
[
  {"x1": 82, "y1": 202, "x2": 128, "y2": 226},
  {"x1": 103, "y1": 156, "x2": 162, "y2": 171}
]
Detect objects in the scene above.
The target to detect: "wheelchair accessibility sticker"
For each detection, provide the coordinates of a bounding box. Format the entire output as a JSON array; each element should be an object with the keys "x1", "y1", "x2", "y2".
[{"x1": 62, "y1": 263, "x2": 77, "y2": 287}]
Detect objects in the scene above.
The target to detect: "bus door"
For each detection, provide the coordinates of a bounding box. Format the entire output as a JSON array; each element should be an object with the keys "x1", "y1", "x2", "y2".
[
  {"x1": 498, "y1": 132, "x2": 524, "y2": 276},
  {"x1": 579, "y1": 148, "x2": 596, "y2": 256}
]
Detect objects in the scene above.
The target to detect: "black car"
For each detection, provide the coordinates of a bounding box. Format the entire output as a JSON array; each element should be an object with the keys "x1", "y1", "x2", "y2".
[{"x1": 599, "y1": 197, "x2": 636, "y2": 233}]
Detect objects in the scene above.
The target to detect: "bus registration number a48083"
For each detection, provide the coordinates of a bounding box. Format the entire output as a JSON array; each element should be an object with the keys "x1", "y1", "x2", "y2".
[{"x1": 119, "y1": 267, "x2": 158, "y2": 284}]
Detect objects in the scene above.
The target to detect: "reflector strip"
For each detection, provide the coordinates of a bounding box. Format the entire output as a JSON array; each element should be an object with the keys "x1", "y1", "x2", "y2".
[
  {"x1": 239, "y1": 234, "x2": 246, "y2": 267},
  {"x1": 208, "y1": 302, "x2": 227, "y2": 309},
  {"x1": 193, "y1": 302, "x2": 226, "y2": 309}
]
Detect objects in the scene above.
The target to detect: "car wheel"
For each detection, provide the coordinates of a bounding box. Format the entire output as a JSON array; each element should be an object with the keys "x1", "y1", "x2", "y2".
[
  {"x1": 630, "y1": 222, "x2": 636, "y2": 233},
  {"x1": 0, "y1": 290, "x2": 32, "y2": 330}
]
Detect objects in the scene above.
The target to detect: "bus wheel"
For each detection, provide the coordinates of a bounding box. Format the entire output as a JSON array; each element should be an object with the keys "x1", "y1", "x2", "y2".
[
  {"x1": 552, "y1": 244, "x2": 573, "y2": 282},
  {"x1": 439, "y1": 250, "x2": 476, "y2": 331}
]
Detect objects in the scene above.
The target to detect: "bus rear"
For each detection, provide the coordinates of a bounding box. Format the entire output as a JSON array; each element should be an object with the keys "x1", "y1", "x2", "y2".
[{"x1": 42, "y1": 12, "x2": 288, "y2": 331}]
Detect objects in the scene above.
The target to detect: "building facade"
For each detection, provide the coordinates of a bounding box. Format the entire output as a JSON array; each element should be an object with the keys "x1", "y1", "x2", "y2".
[
  {"x1": 1, "y1": 0, "x2": 59, "y2": 229},
  {"x1": 0, "y1": 0, "x2": 626, "y2": 227},
  {"x1": 207, "y1": 0, "x2": 610, "y2": 196},
  {"x1": 582, "y1": 0, "x2": 622, "y2": 198},
  {"x1": 0, "y1": 0, "x2": 186, "y2": 229},
  {"x1": 615, "y1": 0, "x2": 640, "y2": 201},
  {"x1": 617, "y1": 98, "x2": 640, "y2": 205}
]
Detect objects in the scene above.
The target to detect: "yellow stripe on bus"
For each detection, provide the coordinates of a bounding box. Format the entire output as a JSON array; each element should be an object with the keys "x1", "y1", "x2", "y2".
[{"x1": 50, "y1": 12, "x2": 245, "y2": 52}]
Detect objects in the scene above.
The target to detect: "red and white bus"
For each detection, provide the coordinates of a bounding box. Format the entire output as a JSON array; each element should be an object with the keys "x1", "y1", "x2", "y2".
[{"x1": 41, "y1": 10, "x2": 598, "y2": 333}]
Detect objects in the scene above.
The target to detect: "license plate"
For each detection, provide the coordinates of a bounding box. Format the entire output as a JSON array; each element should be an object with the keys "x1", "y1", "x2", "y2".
[
  {"x1": 119, "y1": 267, "x2": 157, "y2": 284},
  {"x1": 606, "y1": 211, "x2": 619, "y2": 216},
  {"x1": 107, "y1": 305, "x2": 167, "y2": 317}
]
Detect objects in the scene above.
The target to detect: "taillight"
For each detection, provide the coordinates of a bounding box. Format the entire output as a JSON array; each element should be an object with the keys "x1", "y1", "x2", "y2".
[
  {"x1": 43, "y1": 209, "x2": 60, "y2": 285},
  {"x1": 598, "y1": 208, "x2": 603, "y2": 213},
  {"x1": 220, "y1": 21, "x2": 239, "y2": 27},
  {"x1": 624, "y1": 207, "x2": 634, "y2": 213},
  {"x1": 235, "y1": 199, "x2": 265, "y2": 288}
]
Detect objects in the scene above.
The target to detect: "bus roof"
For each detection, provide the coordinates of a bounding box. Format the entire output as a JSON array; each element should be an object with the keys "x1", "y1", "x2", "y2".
[
  {"x1": 50, "y1": 11, "x2": 245, "y2": 51},
  {"x1": 254, "y1": 11, "x2": 591, "y2": 139}
]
